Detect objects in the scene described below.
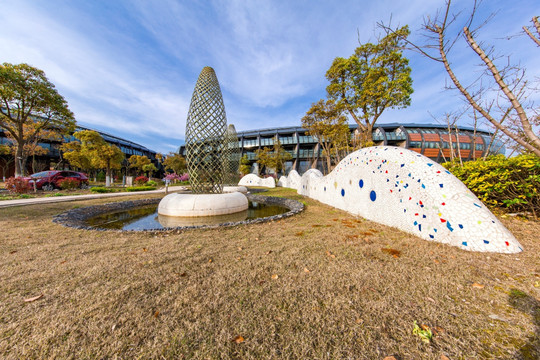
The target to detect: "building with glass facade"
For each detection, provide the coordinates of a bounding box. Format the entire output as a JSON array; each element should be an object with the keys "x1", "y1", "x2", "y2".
[
  {"x1": 182, "y1": 123, "x2": 504, "y2": 175},
  {"x1": 0, "y1": 125, "x2": 157, "y2": 178}
]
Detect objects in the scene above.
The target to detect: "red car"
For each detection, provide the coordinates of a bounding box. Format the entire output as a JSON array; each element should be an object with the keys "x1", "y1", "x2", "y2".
[{"x1": 25, "y1": 170, "x2": 90, "y2": 191}]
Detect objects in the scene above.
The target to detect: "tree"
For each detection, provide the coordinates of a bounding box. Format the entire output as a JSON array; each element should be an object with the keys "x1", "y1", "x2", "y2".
[
  {"x1": 142, "y1": 163, "x2": 157, "y2": 178},
  {"x1": 302, "y1": 99, "x2": 350, "y2": 174},
  {"x1": 380, "y1": 1, "x2": 540, "y2": 157},
  {"x1": 162, "y1": 152, "x2": 187, "y2": 174},
  {"x1": 129, "y1": 155, "x2": 151, "y2": 175},
  {"x1": 255, "y1": 137, "x2": 292, "y2": 175},
  {"x1": 62, "y1": 130, "x2": 123, "y2": 186},
  {"x1": 239, "y1": 154, "x2": 251, "y2": 176},
  {"x1": 0, "y1": 143, "x2": 13, "y2": 180},
  {"x1": 0, "y1": 63, "x2": 75, "y2": 176},
  {"x1": 326, "y1": 27, "x2": 413, "y2": 147}
]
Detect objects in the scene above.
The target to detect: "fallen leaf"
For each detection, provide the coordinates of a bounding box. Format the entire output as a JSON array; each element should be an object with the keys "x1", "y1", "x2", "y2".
[
  {"x1": 143, "y1": 248, "x2": 147, "y2": 252},
  {"x1": 9, "y1": 250, "x2": 17, "y2": 254},
  {"x1": 488, "y1": 314, "x2": 508, "y2": 322},
  {"x1": 265, "y1": 250, "x2": 273, "y2": 255},
  {"x1": 383, "y1": 356, "x2": 397, "y2": 360},
  {"x1": 180, "y1": 272, "x2": 187, "y2": 277},
  {"x1": 24, "y1": 294, "x2": 43, "y2": 302},
  {"x1": 472, "y1": 283, "x2": 485, "y2": 289},
  {"x1": 332, "y1": 218, "x2": 338, "y2": 221},
  {"x1": 271, "y1": 274, "x2": 279, "y2": 280},
  {"x1": 434, "y1": 326, "x2": 445, "y2": 334},
  {"x1": 312, "y1": 224, "x2": 323, "y2": 228},
  {"x1": 381, "y1": 248, "x2": 401, "y2": 257},
  {"x1": 344, "y1": 224, "x2": 356, "y2": 228},
  {"x1": 60, "y1": 260, "x2": 67, "y2": 264},
  {"x1": 361, "y1": 231, "x2": 374, "y2": 236},
  {"x1": 326, "y1": 251, "x2": 336, "y2": 259},
  {"x1": 208, "y1": 259, "x2": 213, "y2": 263},
  {"x1": 238, "y1": 247, "x2": 243, "y2": 251},
  {"x1": 304, "y1": 267, "x2": 310, "y2": 273},
  {"x1": 255, "y1": 237, "x2": 259, "y2": 241},
  {"x1": 258, "y1": 280, "x2": 266, "y2": 285},
  {"x1": 440, "y1": 355, "x2": 450, "y2": 360},
  {"x1": 426, "y1": 297, "x2": 436, "y2": 303},
  {"x1": 295, "y1": 231, "x2": 304, "y2": 236},
  {"x1": 232, "y1": 335, "x2": 244, "y2": 343},
  {"x1": 154, "y1": 311, "x2": 160, "y2": 318}
]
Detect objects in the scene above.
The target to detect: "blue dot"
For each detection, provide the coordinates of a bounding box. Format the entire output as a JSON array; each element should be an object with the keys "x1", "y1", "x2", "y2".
[
  {"x1": 324, "y1": 186, "x2": 326, "y2": 191},
  {"x1": 370, "y1": 190, "x2": 376, "y2": 201},
  {"x1": 359, "y1": 179, "x2": 364, "y2": 188},
  {"x1": 341, "y1": 189, "x2": 345, "y2": 197}
]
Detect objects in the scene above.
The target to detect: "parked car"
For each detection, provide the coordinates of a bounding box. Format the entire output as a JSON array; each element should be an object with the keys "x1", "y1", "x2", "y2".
[{"x1": 24, "y1": 170, "x2": 89, "y2": 191}]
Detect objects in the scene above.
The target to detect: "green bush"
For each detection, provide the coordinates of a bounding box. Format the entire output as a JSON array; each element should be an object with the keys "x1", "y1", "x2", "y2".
[
  {"x1": 443, "y1": 154, "x2": 540, "y2": 216},
  {"x1": 96, "y1": 171, "x2": 106, "y2": 182},
  {"x1": 90, "y1": 187, "x2": 117, "y2": 193},
  {"x1": 145, "y1": 180, "x2": 157, "y2": 187},
  {"x1": 126, "y1": 186, "x2": 156, "y2": 192}
]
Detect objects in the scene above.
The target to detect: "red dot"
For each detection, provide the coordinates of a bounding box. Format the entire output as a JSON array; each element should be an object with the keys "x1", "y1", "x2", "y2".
[
  {"x1": 441, "y1": 202, "x2": 445, "y2": 206},
  {"x1": 440, "y1": 218, "x2": 447, "y2": 223},
  {"x1": 505, "y1": 241, "x2": 509, "y2": 246}
]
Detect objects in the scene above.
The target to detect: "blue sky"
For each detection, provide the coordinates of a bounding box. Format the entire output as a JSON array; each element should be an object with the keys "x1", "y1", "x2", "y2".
[{"x1": 1, "y1": 0, "x2": 539, "y2": 154}]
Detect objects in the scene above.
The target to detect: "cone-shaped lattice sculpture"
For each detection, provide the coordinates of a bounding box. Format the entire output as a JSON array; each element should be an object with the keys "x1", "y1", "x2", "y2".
[
  {"x1": 223, "y1": 124, "x2": 240, "y2": 185},
  {"x1": 185, "y1": 67, "x2": 227, "y2": 194}
]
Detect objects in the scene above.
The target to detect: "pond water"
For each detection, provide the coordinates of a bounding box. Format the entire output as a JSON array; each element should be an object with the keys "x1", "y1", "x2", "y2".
[{"x1": 85, "y1": 201, "x2": 289, "y2": 230}]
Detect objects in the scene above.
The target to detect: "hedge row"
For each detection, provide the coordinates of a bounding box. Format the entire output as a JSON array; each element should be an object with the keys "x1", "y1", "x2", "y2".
[{"x1": 443, "y1": 154, "x2": 539, "y2": 216}]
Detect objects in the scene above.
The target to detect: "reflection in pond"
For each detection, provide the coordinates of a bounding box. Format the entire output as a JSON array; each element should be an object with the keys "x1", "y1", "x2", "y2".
[{"x1": 85, "y1": 201, "x2": 288, "y2": 230}]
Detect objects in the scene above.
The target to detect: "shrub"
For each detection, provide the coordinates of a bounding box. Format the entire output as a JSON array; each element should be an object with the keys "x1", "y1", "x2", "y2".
[
  {"x1": 5, "y1": 177, "x2": 29, "y2": 194},
  {"x1": 179, "y1": 173, "x2": 189, "y2": 182},
  {"x1": 145, "y1": 180, "x2": 157, "y2": 187},
  {"x1": 126, "y1": 186, "x2": 156, "y2": 192},
  {"x1": 134, "y1": 176, "x2": 149, "y2": 185},
  {"x1": 58, "y1": 178, "x2": 80, "y2": 190},
  {"x1": 96, "y1": 171, "x2": 106, "y2": 182},
  {"x1": 443, "y1": 154, "x2": 540, "y2": 216},
  {"x1": 164, "y1": 173, "x2": 182, "y2": 182},
  {"x1": 90, "y1": 187, "x2": 116, "y2": 193}
]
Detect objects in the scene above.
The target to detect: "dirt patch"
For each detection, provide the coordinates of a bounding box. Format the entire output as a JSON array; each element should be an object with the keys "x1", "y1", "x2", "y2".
[{"x1": 0, "y1": 188, "x2": 538, "y2": 359}]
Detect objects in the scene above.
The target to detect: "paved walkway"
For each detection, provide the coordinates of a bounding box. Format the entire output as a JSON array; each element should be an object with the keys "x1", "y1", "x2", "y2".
[{"x1": 0, "y1": 186, "x2": 187, "y2": 209}]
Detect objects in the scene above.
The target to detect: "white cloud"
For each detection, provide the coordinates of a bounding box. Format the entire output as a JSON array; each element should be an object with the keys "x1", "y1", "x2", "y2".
[{"x1": 1, "y1": 0, "x2": 538, "y2": 154}]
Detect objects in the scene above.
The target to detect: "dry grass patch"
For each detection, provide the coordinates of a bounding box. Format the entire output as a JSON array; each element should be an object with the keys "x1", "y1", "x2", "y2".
[{"x1": 0, "y1": 188, "x2": 539, "y2": 359}]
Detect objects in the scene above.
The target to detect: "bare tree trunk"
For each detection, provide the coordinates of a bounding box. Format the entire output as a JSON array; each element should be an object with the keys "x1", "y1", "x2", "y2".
[
  {"x1": 454, "y1": 125, "x2": 463, "y2": 167},
  {"x1": 523, "y1": 16, "x2": 540, "y2": 46},
  {"x1": 461, "y1": 27, "x2": 540, "y2": 156}
]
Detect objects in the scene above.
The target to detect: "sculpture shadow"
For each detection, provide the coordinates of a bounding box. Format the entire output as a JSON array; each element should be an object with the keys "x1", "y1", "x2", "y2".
[{"x1": 508, "y1": 288, "x2": 539, "y2": 359}]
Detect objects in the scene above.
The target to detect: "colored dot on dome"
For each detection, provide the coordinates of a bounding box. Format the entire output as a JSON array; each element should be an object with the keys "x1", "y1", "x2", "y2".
[
  {"x1": 359, "y1": 179, "x2": 364, "y2": 188},
  {"x1": 370, "y1": 190, "x2": 376, "y2": 201},
  {"x1": 341, "y1": 189, "x2": 345, "y2": 197}
]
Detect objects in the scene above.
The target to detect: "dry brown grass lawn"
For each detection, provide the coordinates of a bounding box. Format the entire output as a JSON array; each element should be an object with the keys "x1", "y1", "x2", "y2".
[{"x1": 0, "y1": 188, "x2": 538, "y2": 359}]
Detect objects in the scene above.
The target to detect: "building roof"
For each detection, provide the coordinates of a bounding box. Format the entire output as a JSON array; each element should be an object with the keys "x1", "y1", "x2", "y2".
[{"x1": 236, "y1": 122, "x2": 493, "y2": 137}]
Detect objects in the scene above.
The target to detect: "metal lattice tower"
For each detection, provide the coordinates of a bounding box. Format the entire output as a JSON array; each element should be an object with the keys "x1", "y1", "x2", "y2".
[
  {"x1": 185, "y1": 67, "x2": 227, "y2": 194},
  {"x1": 223, "y1": 124, "x2": 240, "y2": 185}
]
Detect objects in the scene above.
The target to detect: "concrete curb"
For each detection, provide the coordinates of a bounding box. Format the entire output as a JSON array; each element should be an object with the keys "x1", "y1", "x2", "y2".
[{"x1": 0, "y1": 186, "x2": 188, "y2": 209}]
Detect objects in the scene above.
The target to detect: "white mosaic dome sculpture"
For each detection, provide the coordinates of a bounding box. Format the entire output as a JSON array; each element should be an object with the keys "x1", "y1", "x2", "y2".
[{"x1": 283, "y1": 146, "x2": 522, "y2": 253}]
